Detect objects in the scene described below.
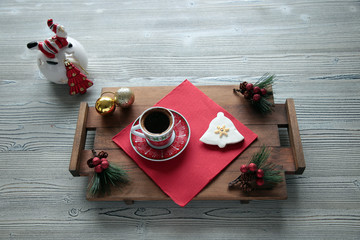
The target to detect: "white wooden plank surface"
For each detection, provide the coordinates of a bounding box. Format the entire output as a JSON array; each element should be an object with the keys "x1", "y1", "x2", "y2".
[{"x1": 1, "y1": 0, "x2": 360, "y2": 239}]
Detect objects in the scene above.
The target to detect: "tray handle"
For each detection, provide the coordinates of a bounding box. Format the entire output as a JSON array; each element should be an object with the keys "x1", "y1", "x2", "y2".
[
  {"x1": 69, "y1": 102, "x2": 89, "y2": 176},
  {"x1": 285, "y1": 99, "x2": 306, "y2": 174}
]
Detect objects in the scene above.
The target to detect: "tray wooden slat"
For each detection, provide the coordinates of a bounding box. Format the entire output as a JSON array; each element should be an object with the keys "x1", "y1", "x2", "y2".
[
  {"x1": 69, "y1": 102, "x2": 88, "y2": 176},
  {"x1": 69, "y1": 85, "x2": 305, "y2": 203},
  {"x1": 286, "y1": 99, "x2": 306, "y2": 174}
]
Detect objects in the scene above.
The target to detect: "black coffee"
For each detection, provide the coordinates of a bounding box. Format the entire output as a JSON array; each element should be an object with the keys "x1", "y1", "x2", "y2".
[{"x1": 144, "y1": 111, "x2": 170, "y2": 134}]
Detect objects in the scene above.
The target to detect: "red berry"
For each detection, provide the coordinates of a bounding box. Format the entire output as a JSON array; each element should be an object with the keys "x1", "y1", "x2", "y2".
[
  {"x1": 252, "y1": 94, "x2": 261, "y2": 102},
  {"x1": 260, "y1": 88, "x2": 267, "y2": 96},
  {"x1": 92, "y1": 157, "x2": 101, "y2": 166},
  {"x1": 240, "y1": 164, "x2": 249, "y2": 173},
  {"x1": 253, "y1": 86, "x2": 260, "y2": 94},
  {"x1": 256, "y1": 169, "x2": 264, "y2": 178},
  {"x1": 94, "y1": 164, "x2": 103, "y2": 173},
  {"x1": 101, "y1": 160, "x2": 109, "y2": 170},
  {"x1": 256, "y1": 178, "x2": 265, "y2": 186},
  {"x1": 246, "y1": 83, "x2": 253, "y2": 91},
  {"x1": 248, "y1": 163, "x2": 257, "y2": 172}
]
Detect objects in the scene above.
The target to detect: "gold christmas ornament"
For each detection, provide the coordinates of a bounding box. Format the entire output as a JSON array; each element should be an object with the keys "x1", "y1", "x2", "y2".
[
  {"x1": 114, "y1": 87, "x2": 135, "y2": 108},
  {"x1": 95, "y1": 93, "x2": 116, "y2": 116}
]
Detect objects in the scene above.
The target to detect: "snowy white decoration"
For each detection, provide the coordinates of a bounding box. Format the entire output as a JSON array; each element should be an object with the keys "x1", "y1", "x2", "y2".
[
  {"x1": 200, "y1": 112, "x2": 244, "y2": 148},
  {"x1": 27, "y1": 19, "x2": 88, "y2": 84},
  {"x1": 36, "y1": 37, "x2": 88, "y2": 84}
]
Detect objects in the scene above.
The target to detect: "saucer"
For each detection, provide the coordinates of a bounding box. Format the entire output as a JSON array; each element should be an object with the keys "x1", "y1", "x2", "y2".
[{"x1": 130, "y1": 109, "x2": 191, "y2": 161}]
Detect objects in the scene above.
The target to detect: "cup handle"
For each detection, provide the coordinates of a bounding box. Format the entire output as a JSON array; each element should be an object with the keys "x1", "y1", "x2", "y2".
[{"x1": 131, "y1": 124, "x2": 146, "y2": 138}]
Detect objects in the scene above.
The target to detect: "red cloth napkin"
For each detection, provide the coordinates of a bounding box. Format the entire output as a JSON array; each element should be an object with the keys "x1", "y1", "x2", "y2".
[{"x1": 112, "y1": 80, "x2": 257, "y2": 206}]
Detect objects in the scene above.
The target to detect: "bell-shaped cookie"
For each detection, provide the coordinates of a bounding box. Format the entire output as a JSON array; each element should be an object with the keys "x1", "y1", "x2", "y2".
[{"x1": 200, "y1": 112, "x2": 244, "y2": 148}]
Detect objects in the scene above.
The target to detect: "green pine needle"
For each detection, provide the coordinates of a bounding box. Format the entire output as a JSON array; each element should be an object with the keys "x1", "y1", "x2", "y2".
[
  {"x1": 250, "y1": 145, "x2": 271, "y2": 168},
  {"x1": 254, "y1": 73, "x2": 275, "y2": 89},
  {"x1": 88, "y1": 163, "x2": 129, "y2": 197},
  {"x1": 252, "y1": 97, "x2": 274, "y2": 114},
  {"x1": 252, "y1": 73, "x2": 276, "y2": 114},
  {"x1": 263, "y1": 170, "x2": 283, "y2": 183},
  {"x1": 250, "y1": 146, "x2": 283, "y2": 184}
]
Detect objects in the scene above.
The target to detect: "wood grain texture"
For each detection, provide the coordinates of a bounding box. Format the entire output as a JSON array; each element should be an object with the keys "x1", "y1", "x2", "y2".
[{"x1": 1, "y1": 0, "x2": 360, "y2": 239}]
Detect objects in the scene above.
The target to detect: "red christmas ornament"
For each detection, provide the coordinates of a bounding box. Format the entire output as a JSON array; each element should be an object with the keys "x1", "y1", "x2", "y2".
[
  {"x1": 92, "y1": 157, "x2": 101, "y2": 166},
  {"x1": 256, "y1": 169, "x2": 264, "y2": 178},
  {"x1": 65, "y1": 60, "x2": 93, "y2": 95},
  {"x1": 260, "y1": 88, "x2": 267, "y2": 96},
  {"x1": 248, "y1": 163, "x2": 257, "y2": 172},
  {"x1": 240, "y1": 164, "x2": 249, "y2": 173},
  {"x1": 256, "y1": 178, "x2": 265, "y2": 186},
  {"x1": 246, "y1": 83, "x2": 253, "y2": 91},
  {"x1": 101, "y1": 159, "x2": 109, "y2": 170},
  {"x1": 253, "y1": 86, "x2": 260, "y2": 94},
  {"x1": 253, "y1": 94, "x2": 261, "y2": 102},
  {"x1": 94, "y1": 164, "x2": 103, "y2": 173}
]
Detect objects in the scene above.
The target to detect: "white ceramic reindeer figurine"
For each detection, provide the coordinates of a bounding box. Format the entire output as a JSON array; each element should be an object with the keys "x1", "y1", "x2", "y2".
[{"x1": 27, "y1": 19, "x2": 91, "y2": 94}]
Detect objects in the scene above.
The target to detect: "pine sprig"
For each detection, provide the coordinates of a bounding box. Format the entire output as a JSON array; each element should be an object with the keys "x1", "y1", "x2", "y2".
[
  {"x1": 233, "y1": 73, "x2": 276, "y2": 114},
  {"x1": 249, "y1": 146, "x2": 283, "y2": 184},
  {"x1": 229, "y1": 146, "x2": 283, "y2": 191},
  {"x1": 87, "y1": 150, "x2": 129, "y2": 197},
  {"x1": 88, "y1": 163, "x2": 129, "y2": 196}
]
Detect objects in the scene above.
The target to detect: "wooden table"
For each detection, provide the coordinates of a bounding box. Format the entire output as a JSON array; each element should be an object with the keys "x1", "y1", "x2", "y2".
[{"x1": 69, "y1": 85, "x2": 305, "y2": 203}]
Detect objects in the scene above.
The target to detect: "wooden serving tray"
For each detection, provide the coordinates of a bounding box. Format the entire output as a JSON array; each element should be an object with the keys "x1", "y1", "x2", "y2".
[{"x1": 69, "y1": 85, "x2": 305, "y2": 204}]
